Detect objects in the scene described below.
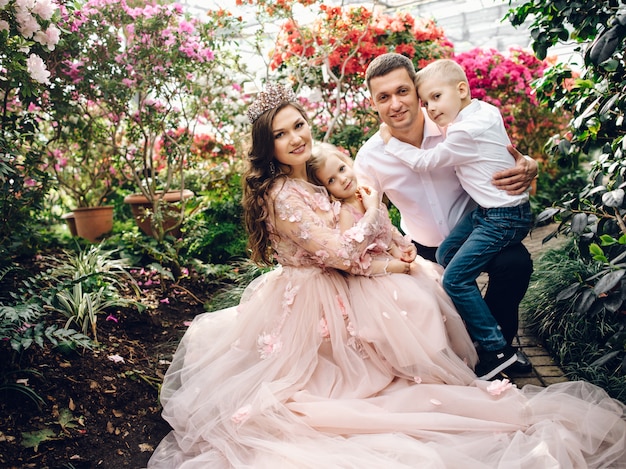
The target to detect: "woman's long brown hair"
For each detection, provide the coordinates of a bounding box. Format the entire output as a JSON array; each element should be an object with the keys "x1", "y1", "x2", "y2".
[{"x1": 242, "y1": 101, "x2": 309, "y2": 265}]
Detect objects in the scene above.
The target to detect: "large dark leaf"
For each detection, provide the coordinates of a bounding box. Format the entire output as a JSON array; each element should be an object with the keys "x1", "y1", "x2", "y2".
[
  {"x1": 556, "y1": 282, "x2": 582, "y2": 302},
  {"x1": 574, "y1": 288, "x2": 597, "y2": 315},
  {"x1": 593, "y1": 269, "x2": 625, "y2": 295},
  {"x1": 570, "y1": 212, "x2": 588, "y2": 234},
  {"x1": 536, "y1": 207, "x2": 561, "y2": 224}
]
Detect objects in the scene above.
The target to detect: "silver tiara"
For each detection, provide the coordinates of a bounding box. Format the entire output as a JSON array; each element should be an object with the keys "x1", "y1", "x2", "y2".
[{"x1": 246, "y1": 83, "x2": 297, "y2": 124}]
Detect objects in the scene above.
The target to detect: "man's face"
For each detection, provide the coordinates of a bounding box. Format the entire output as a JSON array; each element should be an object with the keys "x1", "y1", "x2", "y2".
[{"x1": 368, "y1": 67, "x2": 422, "y2": 134}]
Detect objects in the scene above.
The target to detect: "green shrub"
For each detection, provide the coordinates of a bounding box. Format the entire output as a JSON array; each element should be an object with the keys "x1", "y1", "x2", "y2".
[{"x1": 522, "y1": 239, "x2": 626, "y2": 402}]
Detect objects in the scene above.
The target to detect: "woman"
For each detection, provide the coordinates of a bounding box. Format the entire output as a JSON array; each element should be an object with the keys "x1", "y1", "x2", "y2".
[{"x1": 148, "y1": 83, "x2": 626, "y2": 468}]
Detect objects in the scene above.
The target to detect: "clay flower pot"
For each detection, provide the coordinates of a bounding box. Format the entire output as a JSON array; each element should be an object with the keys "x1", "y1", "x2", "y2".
[
  {"x1": 61, "y1": 212, "x2": 78, "y2": 237},
  {"x1": 71, "y1": 206, "x2": 114, "y2": 242},
  {"x1": 124, "y1": 189, "x2": 194, "y2": 238}
]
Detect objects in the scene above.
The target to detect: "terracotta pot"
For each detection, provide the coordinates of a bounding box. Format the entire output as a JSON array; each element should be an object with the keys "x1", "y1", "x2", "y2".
[
  {"x1": 72, "y1": 205, "x2": 114, "y2": 242},
  {"x1": 124, "y1": 189, "x2": 194, "y2": 238},
  {"x1": 61, "y1": 212, "x2": 78, "y2": 237}
]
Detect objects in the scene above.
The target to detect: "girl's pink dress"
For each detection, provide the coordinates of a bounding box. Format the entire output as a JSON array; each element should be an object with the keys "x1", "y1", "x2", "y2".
[{"x1": 148, "y1": 178, "x2": 626, "y2": 468}]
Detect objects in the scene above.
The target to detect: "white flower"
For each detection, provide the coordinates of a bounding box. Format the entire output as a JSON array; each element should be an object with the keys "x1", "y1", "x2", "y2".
[
  {"x1": 15, "y1": 0, "x2": 36, "y2": 8},
  {"x1": 16, "y1": 10, "x2": 40, "y2": 39},
  {"x1": 34, "y1": 24, "x2": 60, "y2": 50},
  {"x1": 0, "y1": 20, "x2": 8, "y2": 31},
  {"x1": 32, "y1": 0, "x2": 57, "y2": 21},
  {"x1": 26, "y1": 53, "x2": 50, "y2": 84},
  {"x1": 108, "y1": 354, "x2": 125, "y2": 364},
  {"x1": 0, "y1": 0, "x2": 10, "y2": 9}
]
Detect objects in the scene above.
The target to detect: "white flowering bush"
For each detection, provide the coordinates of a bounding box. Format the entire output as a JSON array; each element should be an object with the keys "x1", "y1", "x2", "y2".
[{"x1": 0, "y1": 0, "x2": 64, "y2": 263}]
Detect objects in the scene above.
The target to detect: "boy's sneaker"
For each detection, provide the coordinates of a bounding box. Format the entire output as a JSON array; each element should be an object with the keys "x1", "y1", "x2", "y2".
[{"x1": 475, "y1": 346, "x2": 517, "y2": 380}]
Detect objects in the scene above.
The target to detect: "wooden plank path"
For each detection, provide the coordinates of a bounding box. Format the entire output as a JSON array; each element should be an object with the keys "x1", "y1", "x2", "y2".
[{"x1": 484, "y1": 223, "x2": 569, "y2": 386}]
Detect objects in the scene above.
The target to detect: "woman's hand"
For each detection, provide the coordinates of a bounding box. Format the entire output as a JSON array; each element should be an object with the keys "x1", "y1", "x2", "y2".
[
  {"x1": 399, "y1": 243, "x2": 417, "y2": 262},
  {"x1": 492, "y1": 145, "x2": 538, "y2": 195}
]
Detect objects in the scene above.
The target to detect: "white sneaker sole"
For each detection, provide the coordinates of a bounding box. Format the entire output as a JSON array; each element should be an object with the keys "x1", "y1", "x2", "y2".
[{"x1": 478, "y1": 353, "x2": 518, "y2": 380}]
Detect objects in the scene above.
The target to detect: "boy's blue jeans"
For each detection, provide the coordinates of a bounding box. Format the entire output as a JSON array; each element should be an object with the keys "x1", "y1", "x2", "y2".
[{"x1": 436, "y1": 202, "x2": 533, "y2": 352}]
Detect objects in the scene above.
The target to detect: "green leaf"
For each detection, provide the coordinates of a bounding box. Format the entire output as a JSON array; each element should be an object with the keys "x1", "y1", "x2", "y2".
[
  {"x1": 20, "y1": 428, "x2": 58, "y2": 452},
  {"x1": 599, "y1": 234, "x2": 618, "y2": 246},
  {"x1": 58, "y1": 408, "x2": 78, "y2": 431},
  {"x1": 589, "y1": 243, "x2": 608, "y2": 262}
]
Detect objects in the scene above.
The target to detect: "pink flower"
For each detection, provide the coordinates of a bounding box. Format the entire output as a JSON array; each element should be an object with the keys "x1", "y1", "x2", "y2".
[
  {"x1": 231, "y1": 405, "x2": 251, "y2": 424},
  {"x1": 16, "y1": 11, "x2": 41, "y2": 39},
  {"x1": 319, "y1": 317, "x2": 330, "y2": 338},
  {"x1": 343, "y1": 224, "x2": 365, "y2": 242},
  {"x1": 108, "y1": 354, "x2": 125, "y2": 364},
  {"x1": 486, "y1": 378, "x2": 515, "y2": 396},
  {"x1": 257, "y1": 333, "x2": 282, "y2": 359},
  {"x1": 32, "y1": 0, "x2": 58, "y2": 21}
]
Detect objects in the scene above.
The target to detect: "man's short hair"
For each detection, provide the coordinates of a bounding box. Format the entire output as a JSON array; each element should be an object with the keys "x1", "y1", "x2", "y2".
[{"x1": 365, "y1": 53, "x2": 417, "y2": 92}]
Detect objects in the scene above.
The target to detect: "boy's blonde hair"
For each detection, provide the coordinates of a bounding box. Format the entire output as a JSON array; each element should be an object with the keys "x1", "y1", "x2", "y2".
[
  {"x1": 307, "y1": 142, "x2": 353, "y2": 187},
  {"x1": 415, "y1": 59, "x2": 469, "y2": 89}
]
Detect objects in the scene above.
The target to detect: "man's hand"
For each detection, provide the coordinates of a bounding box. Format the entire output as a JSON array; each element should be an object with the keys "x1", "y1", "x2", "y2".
[
  {"x1": 379, "y1": 123, "x2": 392, "y2": 144},
  {"x1": 492, "y1": 145, "x2": 538, "y2": 195}
]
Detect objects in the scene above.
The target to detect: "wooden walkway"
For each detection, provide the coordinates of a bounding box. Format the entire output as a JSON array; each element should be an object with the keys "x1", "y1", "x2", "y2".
[{"x1": 484, "y1": 224, "x2": 569, "y2": 386}]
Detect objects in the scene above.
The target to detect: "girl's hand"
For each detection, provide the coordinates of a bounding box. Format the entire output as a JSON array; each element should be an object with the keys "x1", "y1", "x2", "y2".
[{"x1": 357, "y1": 185, "x2": 379, "y2": 211}]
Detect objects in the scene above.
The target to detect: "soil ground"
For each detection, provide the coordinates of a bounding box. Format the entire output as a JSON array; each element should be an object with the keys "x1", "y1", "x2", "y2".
[{"x1": 0, "y1": 253, "x2": 216, "y2": 469}]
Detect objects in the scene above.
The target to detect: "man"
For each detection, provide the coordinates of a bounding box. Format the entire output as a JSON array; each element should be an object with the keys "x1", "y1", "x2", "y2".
[{"x1": 354, "y1": 53, "x2": 536, "y2": 374}]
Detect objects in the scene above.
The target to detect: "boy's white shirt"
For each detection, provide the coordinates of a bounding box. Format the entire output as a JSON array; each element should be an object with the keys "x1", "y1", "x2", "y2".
[{"x1": 384, "y1": 99, "x2": 529, "y2": 210}]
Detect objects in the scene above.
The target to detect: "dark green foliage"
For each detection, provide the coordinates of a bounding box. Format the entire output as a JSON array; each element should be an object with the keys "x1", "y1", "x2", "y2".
[
  {"x1": 183, "y1": 196, "x2": 247, "y2": 265},
  {"x1": 0, "y1": 124, "x2": 51, "y2": 267},
  {"x1": 522, "y1": 239, "x2": 626, "y2": 402},
  {"x1": 510, "y1": 0, "x2": 626, "y2": 399}
]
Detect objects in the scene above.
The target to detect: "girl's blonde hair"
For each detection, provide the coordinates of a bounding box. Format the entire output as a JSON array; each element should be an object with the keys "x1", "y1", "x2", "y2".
[{"x1": 307, "y1": 142, "x2": 354, "y2": 188}]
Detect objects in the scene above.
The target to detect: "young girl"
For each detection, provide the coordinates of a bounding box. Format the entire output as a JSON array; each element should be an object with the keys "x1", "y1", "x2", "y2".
[{"x1": 308, "y1": 142, "x2": 416, "y2": 276}]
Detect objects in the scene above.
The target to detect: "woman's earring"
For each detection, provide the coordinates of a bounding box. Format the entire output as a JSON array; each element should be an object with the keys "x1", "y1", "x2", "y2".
[{"x1": 269, "y1": 161, "x2": 276, "y2": 177}]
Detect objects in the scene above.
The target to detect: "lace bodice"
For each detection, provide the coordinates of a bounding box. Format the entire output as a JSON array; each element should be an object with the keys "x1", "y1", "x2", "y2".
[{"x1": 265, "y1": 178, "x2": 385, "y2": 273}]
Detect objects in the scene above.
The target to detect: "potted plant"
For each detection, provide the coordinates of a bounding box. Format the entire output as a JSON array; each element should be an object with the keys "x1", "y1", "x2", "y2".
[
  {"x1": 44, "y1": 109, "x2": 119, "y2": 242},
  {"x1": 52, "y1": 0, "x2": 247, "y2": 244}
]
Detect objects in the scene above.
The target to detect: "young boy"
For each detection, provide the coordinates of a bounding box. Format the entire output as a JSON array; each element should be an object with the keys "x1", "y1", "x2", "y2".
[{"x1": 380, "y1": 58, "x2": 533, "y2": 380}]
